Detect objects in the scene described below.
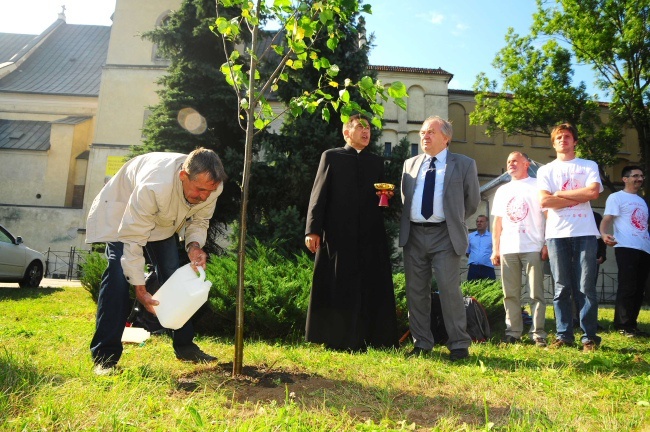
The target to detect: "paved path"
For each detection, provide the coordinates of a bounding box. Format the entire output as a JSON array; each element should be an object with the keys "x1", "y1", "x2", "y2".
[{"x1": 0, "y1": 277, "x2": 82, "y2": 289}]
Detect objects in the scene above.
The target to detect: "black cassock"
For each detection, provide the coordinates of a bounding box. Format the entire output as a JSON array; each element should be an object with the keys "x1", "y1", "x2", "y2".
[{"x1": 305, "y1": 144, "x2": 398, "y2": 350}]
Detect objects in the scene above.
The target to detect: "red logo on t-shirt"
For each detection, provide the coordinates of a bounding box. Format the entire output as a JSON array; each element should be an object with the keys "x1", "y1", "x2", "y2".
[
  {"x1": 561, "y1": 179, "x2": 581, "y2": 208},
  {"x1": 631, "y1": 208, "x2": 648, "y2": 231},
  {"x1": 506, "y1": 196, "x2": 529, "y2": 223}
]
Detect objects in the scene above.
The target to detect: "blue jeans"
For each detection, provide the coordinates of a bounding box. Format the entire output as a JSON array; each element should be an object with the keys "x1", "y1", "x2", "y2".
[
  {"x1": 90, "y1": 236, "x2": 195, "y2": 366},
  {"x1": 547, "y1": 236, "x2": 601, "y2": 345}
]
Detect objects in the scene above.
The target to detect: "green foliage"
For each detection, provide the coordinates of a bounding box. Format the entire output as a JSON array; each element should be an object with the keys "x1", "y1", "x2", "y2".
[
  {"x1": 79, "y1": 251, "x2": 107, "y2": 303},
  {"x1": 471, "y1": 27, "x2": 622, "y2": 171},
  {"x1": 205, "y1": 244, "x2": 412, "y2": 339},
  {"x1": 231, "y1": 206, "x2": 306, "y2": 258},
  {"x1": 391, "y1": 273, "x2": 409, "y2": 335},
  {"x1": 205, "y1": 240, "x2": 313, "y2": 339},
  {"x1": 213, "y1": 1, "x2": 407, "y2": 130},
  {"x1": 533, "y1": 0, "x2": 650, "y2": 174},
  {"x1": 461, "y1": 278, "x2": 505, "y2": 328},
  {"x1": 382, "y1": 137, "x2": 411, "y2": 266}
]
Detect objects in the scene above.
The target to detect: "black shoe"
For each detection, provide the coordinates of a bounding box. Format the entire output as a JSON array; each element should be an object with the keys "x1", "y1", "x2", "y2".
[
  {"x1": 405, "y1": 347, "x2": 431, "y2": 358},
  {"x1": 449, "y1": 348, "x2": 469, "y2": 362},
  {"x1": 502, "y1": 335, "x2": 520, "y2": 344},
  {"x1": 175, "y1": 345, "x2": 217, "y2": 363}
]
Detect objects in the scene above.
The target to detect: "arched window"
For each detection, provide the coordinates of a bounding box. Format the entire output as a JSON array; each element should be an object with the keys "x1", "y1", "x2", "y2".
[
  {"x1": 152, "y1": 12, "x2": 172, "y2": 63},
  {"x1": 407, "y1": 86, "x2": 425, "y2": 123}
]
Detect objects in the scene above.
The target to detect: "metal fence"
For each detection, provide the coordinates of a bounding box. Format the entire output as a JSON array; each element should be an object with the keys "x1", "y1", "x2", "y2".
[{"x1": 43, "y1": 247, "x2": 90, "y2": 280}]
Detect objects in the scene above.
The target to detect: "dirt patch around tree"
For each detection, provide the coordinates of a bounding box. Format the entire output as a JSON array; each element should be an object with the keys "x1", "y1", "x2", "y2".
[{"x1": 174, "y1": 363, "x2": 487, "y2": 428}]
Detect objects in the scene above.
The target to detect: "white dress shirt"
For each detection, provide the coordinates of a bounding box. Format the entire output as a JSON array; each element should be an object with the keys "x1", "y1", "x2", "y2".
[{"x1": 410, "y1": 148, "x2": 447, "y2": 223}]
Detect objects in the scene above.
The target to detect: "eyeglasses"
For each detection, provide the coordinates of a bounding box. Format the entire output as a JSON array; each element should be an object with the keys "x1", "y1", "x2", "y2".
[{"x1": 626, "y1": 174, "x2": 645, "y2": 179}]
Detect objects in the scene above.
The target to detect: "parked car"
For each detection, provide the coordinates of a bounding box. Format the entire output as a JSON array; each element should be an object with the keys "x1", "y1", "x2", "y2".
[{"x1": 0, "y1": 224, "x2": 45, "y2": 288}]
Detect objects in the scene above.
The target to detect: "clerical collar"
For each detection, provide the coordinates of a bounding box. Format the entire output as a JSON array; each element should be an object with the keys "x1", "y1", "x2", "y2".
[{"x1": 345, "y1": 144, "x2": 364, "y2": 154}]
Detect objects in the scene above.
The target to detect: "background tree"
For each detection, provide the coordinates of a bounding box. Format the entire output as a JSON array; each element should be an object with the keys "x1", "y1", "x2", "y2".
[
  {"x1": 533, "y1": 0, "x2": 650, "y2": 181},
  {"x1": 471, "y1": 28, "x2": 622, "y2": 189},
  {"x1": 213, "y1": 0, "x2": 407, "y2": 375},
  {"x1": 382, "y1": 137, "x2": 411, "y2": 266},
  {"x1": 134, "y1": 0, "x2": 245, "y2": 253}
]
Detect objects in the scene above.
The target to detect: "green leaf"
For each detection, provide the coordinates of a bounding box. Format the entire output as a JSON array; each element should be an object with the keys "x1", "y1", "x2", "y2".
[
  {"x1": 371, "y1": 103, "x2": 384, "y2": 117},
  {"x1": 387, "y1": 81, "x2": 408, "y2": 98},
  {"x1": 326, "y1": 37, "x2": 338, "y2": 52},
  {"x1": 339, "y1": 89, "x2": 350, "y2": 103},
  {"x1": 322, "y1": 107, "x2": 331, "y2": 122},
  {"x1": 254, "y1": 118, "x2": 265, "y2": 130},
  {"x1": 360, "y1": 76, "x2": 374, "y2": 90},
  {"x1": 371, "y1": 116, "x2": 382, "y2": 129},
  {"x1": 320, "y1": 9, "x2": 334, "y2": 25},
  {"x1": 187, "y1": 406, "x2": 203, "y2": 427},
  {"x1": 273, "y1": 0, "x2": 291, "y2": 8},
  {"x1": 393, "y1": 97, "x2": 407, "y2": 111}
]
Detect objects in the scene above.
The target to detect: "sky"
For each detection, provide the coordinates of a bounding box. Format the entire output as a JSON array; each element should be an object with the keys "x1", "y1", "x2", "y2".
[{"x1": 0, "y1": 0, "x2": 606, "y2": 100}]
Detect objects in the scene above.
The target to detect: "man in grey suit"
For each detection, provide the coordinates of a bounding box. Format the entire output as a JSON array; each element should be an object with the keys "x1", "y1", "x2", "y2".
[{"x1": 399, "y1": 116, "x2": 480, "y2": 361}]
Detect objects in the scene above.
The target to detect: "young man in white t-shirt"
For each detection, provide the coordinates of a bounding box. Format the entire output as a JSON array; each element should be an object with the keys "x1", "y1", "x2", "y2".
[
  {"x1": 600, "y1": 165, "x2": 650, "y2": 338},
  {"x1": 537, "y1": 123, "x2": 603, "y2": 352},
  {"x1": 492, "y1": 152, "x2": 548, "y2": 347}
]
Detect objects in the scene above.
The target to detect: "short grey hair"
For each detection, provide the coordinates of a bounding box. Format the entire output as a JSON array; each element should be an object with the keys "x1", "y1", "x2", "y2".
[
  {"x1": 423, "y1": 116, "x2": 453, "y2": 144},
  {"x1": 182, "y1": 147, "x2": 227, "y2": 183}
]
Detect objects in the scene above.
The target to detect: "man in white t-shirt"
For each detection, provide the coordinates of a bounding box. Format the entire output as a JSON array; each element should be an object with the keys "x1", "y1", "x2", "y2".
[
  {"x1": 537, "y1": 123, "x2": 603, "y2": 352},
  {"x1": 491, "y1": 152, "x2": 548, "y2": 347},
  {"x1": 600, "y1": 165, "x2": 650, "y2": 338}
]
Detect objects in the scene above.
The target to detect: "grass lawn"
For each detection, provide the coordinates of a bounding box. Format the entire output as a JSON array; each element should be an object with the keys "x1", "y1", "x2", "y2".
[{"x1": 1, "y1": 285, "x2": 649, "y2": 431}]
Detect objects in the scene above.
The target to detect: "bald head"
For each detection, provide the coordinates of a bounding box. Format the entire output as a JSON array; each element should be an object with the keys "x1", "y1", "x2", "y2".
[{"x1": 506, "y1": 152, "x2": 530, "y2": 180}]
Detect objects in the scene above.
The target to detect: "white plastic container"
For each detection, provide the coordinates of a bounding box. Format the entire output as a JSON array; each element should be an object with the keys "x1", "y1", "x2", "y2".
[{"x1": 152, "y1": 263, "x2": 212, "y2": 330}]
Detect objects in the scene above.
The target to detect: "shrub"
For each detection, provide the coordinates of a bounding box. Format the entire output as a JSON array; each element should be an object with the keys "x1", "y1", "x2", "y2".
[
  {"x1": 80, "y1": 251, "x2": 107, "y2": 302},
  {"x1": 205, "y1": 240, "x2": 313, "y2": 339},
  {"x1": 392, "y1": 273, "x2": 409, "y2": 336}
]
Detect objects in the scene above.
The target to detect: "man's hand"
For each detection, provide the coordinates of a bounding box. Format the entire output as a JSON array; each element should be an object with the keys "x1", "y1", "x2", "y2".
[
  {"x1": 490, "y1": 252, "x2": 500, "y2": 266},
  {"x1": 187, "y1": 242, "x2": 208, "y2": 269},
  {"x1": 375, "y1": 190, "x2": 395, "y2": 200},
  {"x1": 541, "y1": 244, "x2": 549, "y2": 261},
  {"x1": 601, "y1": 233, "x2": 617, "y2": 247},
  {"x1": 135, "y1": 284, "x2": 159, "y2": 314},
  {"x1": 305, "y1": 234, "x2": 320, "y2": 253}
]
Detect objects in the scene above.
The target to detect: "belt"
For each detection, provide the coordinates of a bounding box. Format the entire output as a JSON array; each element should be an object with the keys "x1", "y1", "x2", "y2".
[{"x1": 410, "y1": 221, "x2": 446, "y2": 227}]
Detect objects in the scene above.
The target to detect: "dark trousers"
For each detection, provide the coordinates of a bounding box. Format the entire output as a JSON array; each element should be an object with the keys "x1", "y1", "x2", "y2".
[
  {"x1": 614, "y1": 247, "x2": 650, "y2": 331},
  {"x1": 467, "y1": 264, "x2": 496, "y2": 281},
  {"x1": 90, "y1": 237, "x2": 195, "y2": 366}
]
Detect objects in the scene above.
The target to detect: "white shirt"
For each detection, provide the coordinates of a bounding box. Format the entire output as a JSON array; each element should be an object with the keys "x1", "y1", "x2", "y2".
[
  {"x1": 492, "y1": 176, "x2": 545, "y2": 254},
  {"x1": 410, "y1": 148, "x2": 447, "y2": 223},
  {"x1": 604, "y1": 190, "x2": 650, "y2": 254},
  {"x1": 537, "y1": 157, "x2": 603, "y2": 239}
]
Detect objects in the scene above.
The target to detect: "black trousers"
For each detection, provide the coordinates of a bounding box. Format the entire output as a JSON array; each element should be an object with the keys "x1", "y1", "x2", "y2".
[{"x1": 614, "y1": 247, "x2": 650, "y2": 331}]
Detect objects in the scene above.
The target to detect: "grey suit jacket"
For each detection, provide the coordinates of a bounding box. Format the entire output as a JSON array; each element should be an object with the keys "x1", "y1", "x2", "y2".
[{"x1": 399, "y1": 151, "x2": 480, "y2": 255}]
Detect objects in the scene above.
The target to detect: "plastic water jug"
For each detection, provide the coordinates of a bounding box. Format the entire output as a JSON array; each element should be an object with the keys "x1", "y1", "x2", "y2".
[{"x1": 152, "y1": 263, "x2": 212, "y2": 330}]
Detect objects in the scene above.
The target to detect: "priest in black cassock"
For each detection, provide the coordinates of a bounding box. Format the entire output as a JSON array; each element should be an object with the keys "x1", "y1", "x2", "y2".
[{"x1": 304, "y1": 114, "x2": 399, "y2": 351}]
